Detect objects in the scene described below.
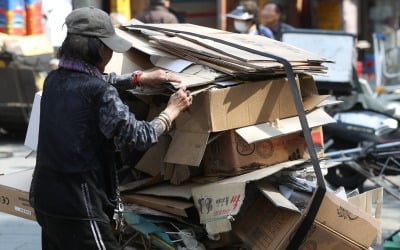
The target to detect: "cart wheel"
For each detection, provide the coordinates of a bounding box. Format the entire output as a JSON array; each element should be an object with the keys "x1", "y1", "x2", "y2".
[{"x1": 325, "y1": 163, "x2": 366, "y2": 190}]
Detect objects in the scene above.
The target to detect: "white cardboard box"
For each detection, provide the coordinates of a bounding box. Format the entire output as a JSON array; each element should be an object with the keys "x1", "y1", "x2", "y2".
[{"x1": 24, "y1": 91, "x2": 42, "y2": 151}]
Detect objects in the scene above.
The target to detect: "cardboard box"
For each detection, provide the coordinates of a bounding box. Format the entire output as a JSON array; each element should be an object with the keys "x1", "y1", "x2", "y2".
[
  {"x1": 233, "y1": 193, "x2": 301, "y2": 250},
  {"x1": 202, "y1": 127, "x2": 323, "y2": 176},
  {"x1": 166, "y1": 108, "x2": 332, "y2": 167},
  {"x1": 235, "y1": 108, "x2": 334, "y2": 144},
  {"x1": 0, "y1": 169, "x2": 35, "y2": 221},
  {"x1": 175, "y1": 74, "x2": 326, "y2": 134},
  {"x1": 233, "y1": 184, "x2": 381, "y2": 250},
  {"x1": 190, "y1": 160, "x2": 380, "y2": 249},
  {"x1": 165, "y1": 74, "x2": 330, "y2": 166},
  {"x1": 191, "y1": 159, "x2": 307, "y2": 234}
]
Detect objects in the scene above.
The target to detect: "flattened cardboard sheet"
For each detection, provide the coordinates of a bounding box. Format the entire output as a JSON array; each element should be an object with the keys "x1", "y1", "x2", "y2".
[
  {"x1": 135, "y1": 135, "x2": 171, "y2": 176},
  {"x1": 135, "y1": 183, "x2": 198, "y2": 200},
  {"x1": 121, "y1": 194, "x2": 193, "y2": 217},
  {"x1": 116, "y1": 28, "x2": 171, "y2": 57},
  {"x1": 314, "y1": 192, "x2": 380, "y2": 248},
  {"x1": 235, "y1": 108, "x2": 336, "y2": 144},
  {"x1": 257, "y1": 181, "x2": 300, "y2": 213},
  {"x1": 191, "y1": 159, "x2": 305, "y2": 228},
  {"x1": 164, "y1": 130, "x2": 210, "y2": 166}
]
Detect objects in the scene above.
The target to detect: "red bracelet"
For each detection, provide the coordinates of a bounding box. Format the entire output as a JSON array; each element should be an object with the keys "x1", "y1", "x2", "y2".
[{"x1": 132, "y1": 71, "x2": 143, "y2": 87}]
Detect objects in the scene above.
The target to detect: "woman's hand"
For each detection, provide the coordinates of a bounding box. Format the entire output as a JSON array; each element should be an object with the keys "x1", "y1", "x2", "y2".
[
  {"x1": 163, "y1": 89, "x2": 193, "y2": 121},
  {"x1": 139, "y1": 69, "x2": 181, "y2": 89}
]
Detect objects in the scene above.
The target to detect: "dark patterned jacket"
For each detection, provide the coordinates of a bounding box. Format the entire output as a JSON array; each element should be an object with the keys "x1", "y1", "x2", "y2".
[{"x1": 29, "y1": 61, "x2": 164, "y2": 222}]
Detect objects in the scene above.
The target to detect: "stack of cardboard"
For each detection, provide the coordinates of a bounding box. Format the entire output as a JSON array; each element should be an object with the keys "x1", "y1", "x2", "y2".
[
  {"x1": 105, "y1": 23, "x2": 381, "y2": 249},
  {"x1": 0, "y1": 23, "x2": 381, "y2": 249}
]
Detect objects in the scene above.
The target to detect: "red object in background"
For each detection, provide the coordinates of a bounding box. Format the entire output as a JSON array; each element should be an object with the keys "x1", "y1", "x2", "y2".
[
  {"x1": 356, "y1": 61, "x2": 363, "y2": 77},
  {"x1": 25, "y1": 1, "x2": 43, "y2": 35},
  {"x1": 311, "y1": 129, "x2": 323, "y2": 147}
]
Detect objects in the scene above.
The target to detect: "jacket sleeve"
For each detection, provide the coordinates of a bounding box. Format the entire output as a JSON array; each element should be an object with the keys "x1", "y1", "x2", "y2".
[
  {"x1": 98, "y1": 85, "x2": 164, "y2": 151},
  {"x1": 102, "y1": 72, "x2": 140, "y2": 91}
]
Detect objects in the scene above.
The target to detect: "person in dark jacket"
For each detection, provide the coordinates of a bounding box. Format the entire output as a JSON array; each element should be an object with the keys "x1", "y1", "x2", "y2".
[
  {"x1": 227, "y1": 0, "x2": 274, "y2": 39},
  {"x1": 137, "y1": 0, "x2": 178, "y2": 24},
  {"x1": 262, "y1": 1, "x2": 294, "y2": 41},
  {"x1": 29, "y1": 7, "x2": 192, "y2": 250}
]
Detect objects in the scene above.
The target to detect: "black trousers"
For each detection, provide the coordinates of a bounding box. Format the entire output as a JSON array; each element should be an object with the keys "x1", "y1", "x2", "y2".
[{"x1": 36, "y1": 211, "x2": 121, "y2": 250}]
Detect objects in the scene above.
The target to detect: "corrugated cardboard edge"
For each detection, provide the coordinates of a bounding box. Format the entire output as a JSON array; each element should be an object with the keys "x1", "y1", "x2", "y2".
[
  {"x1": 0, "y1": 169, "x2": 35, "y2": 221},
  {"x1": 121, "y1": 194, "x2": 193, "y2": 218},
  {"x1": 164, "y1": 130, "x2": 210, "y2": 166},
  {"x1": 191, "y1": 159, "x2": 305, "y2": 234},
  {"x1": 315, "y1": 191, "x2": 381, "y2": 248},
  {"x1": 235, "y1": 108, "x2": 336, "y2": 144}
]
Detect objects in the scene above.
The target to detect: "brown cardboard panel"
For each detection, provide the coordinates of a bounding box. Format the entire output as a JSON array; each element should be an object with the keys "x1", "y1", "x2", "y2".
[
  {"x1": 169, "y1": 164, "x2": 191, "y2": 185},
  {"x1": 135, "y1": 135, "x2": 171, "y2": 176},
  {"x1": 119, "y1": 175, "x2": 164, "y2": 192},
  {"x1": 105, "y1": 47, "x2": 153, "y2": 75},
  {"x1": 151, "y1": 35, "x2": 282, "y2": 71},
  {"x1": 212, "y1": 33, "x2": 328, "y2": 63},
  {"x1": 168, "y1": 75, "x2": 326, "y2": 167},
  {"x1": 104, "y1": 52, "x2": 124, "y2": 75},
  {"x1": 127, "y1": 24, "x2": 329, "y2": 64},
  {"x1": 348, "y1": 188, "x2": 383, "y2": 243},
  {"x1": 0, "y1": 169, "x2": 35, "y2": 221},
  {"x1": 122, "y1": 49, "x2": 154, "y2": 74},
  {"x1": 348, "y1": 187, "x2": 383, "y2": 217},
  {"x1": 116, "y1": 28, "x2": 171, "y2": 57},
  {"x1": 164, "y1": 130, "x2": 210, "y2": 166},
  {"x1": 163, "y1": 163, "x2": 174, "y2": 181},
  {"x1": 191, "y1": 159, "x2": 306, "y2": 230},
  {"x1": 299, "y1": 223, "x2": 365, "y2": 250},
  {"x1": 121, "y1": 194, "x2": 193, "y2": 217},
  {"x1": 135, "y1": 183, "x2": 199, "y2": 200},
  {"x1": 218, "y1": 159, "x2": 306, "y2": 185},
  {"x1": 314, "y1": 192, "x2": 380, "y2": 248},
  {"x1": 233, "y1": 189, "x2": 380, "y2": 250},
  {"x1": 303, "y1": 95, "x2": 330, "y2": 111},
  {"x1": 169, "y1": 66, "x2": 223, "y2": 89},
  {"x1": 192, "y1": 182, "x2": 246, "y2": 224},
  {"x1": 175, "y1": 77, "x2": 292, "y2": 133},
  {"x1": 208, "y1": 79, "x2": 286, "y2": 131},
  {"x1": 203, "y1": 130, "x2": 308, "y2": 176},
  {"x1": 176, "y1": 74, "x2": 323, "y2": 134},
  {"x1": 174, "y1": 32, "x2": 326, "y2": 63},
  {"x1": 233, "y1": 195, "x2": 301, "y2": 250},
  {"x1": 235, "y1": 108, "x2": 335, "y2": 144},
  {"x1": 257, "y1": 181, "x2": 300, "y2": 212}
]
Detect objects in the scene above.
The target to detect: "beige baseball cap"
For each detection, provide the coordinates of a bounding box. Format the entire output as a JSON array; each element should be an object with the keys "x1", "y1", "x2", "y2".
[{"x1": 65, "y1": 7, "x2": 131, "y2": 53}]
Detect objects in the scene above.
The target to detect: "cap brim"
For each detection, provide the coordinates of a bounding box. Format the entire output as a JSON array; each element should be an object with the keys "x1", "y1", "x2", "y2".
[
  {"x1": 226, "y1": 13, "x2": 253, "y2": 20},
  {"x1": 99, "y1": 34, "x2": 131, "y2": 53}
]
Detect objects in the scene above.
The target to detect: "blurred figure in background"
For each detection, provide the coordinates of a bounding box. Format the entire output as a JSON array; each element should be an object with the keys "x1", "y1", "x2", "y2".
[
  {"x1": 227, "y1": 0, "x2": 273, "y2": 38},
  {"x1": 262, "y1": 1, "x2": 294, "y2": 41},
  {"x1": 137, "y1": 0, "x2": 178, "y2": 24}
]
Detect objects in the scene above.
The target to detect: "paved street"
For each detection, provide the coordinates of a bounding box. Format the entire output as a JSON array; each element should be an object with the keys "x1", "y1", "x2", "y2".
[
  {"x1": 0, "y1": 132, "x2": 399, "y2": 250},
  {"x1": 0, "y1": 132, "x2": 40, "y2": 250}
]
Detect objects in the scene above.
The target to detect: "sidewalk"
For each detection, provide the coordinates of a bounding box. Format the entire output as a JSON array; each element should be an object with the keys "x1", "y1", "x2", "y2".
[{"x1": 0, "y1": 133, "x2": 40, "y2": 250}]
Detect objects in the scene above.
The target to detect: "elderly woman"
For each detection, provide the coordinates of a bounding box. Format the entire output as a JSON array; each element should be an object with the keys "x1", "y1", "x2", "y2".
[{"x1": 29, "y1": 7, "x2": 192, "y2": 250}]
